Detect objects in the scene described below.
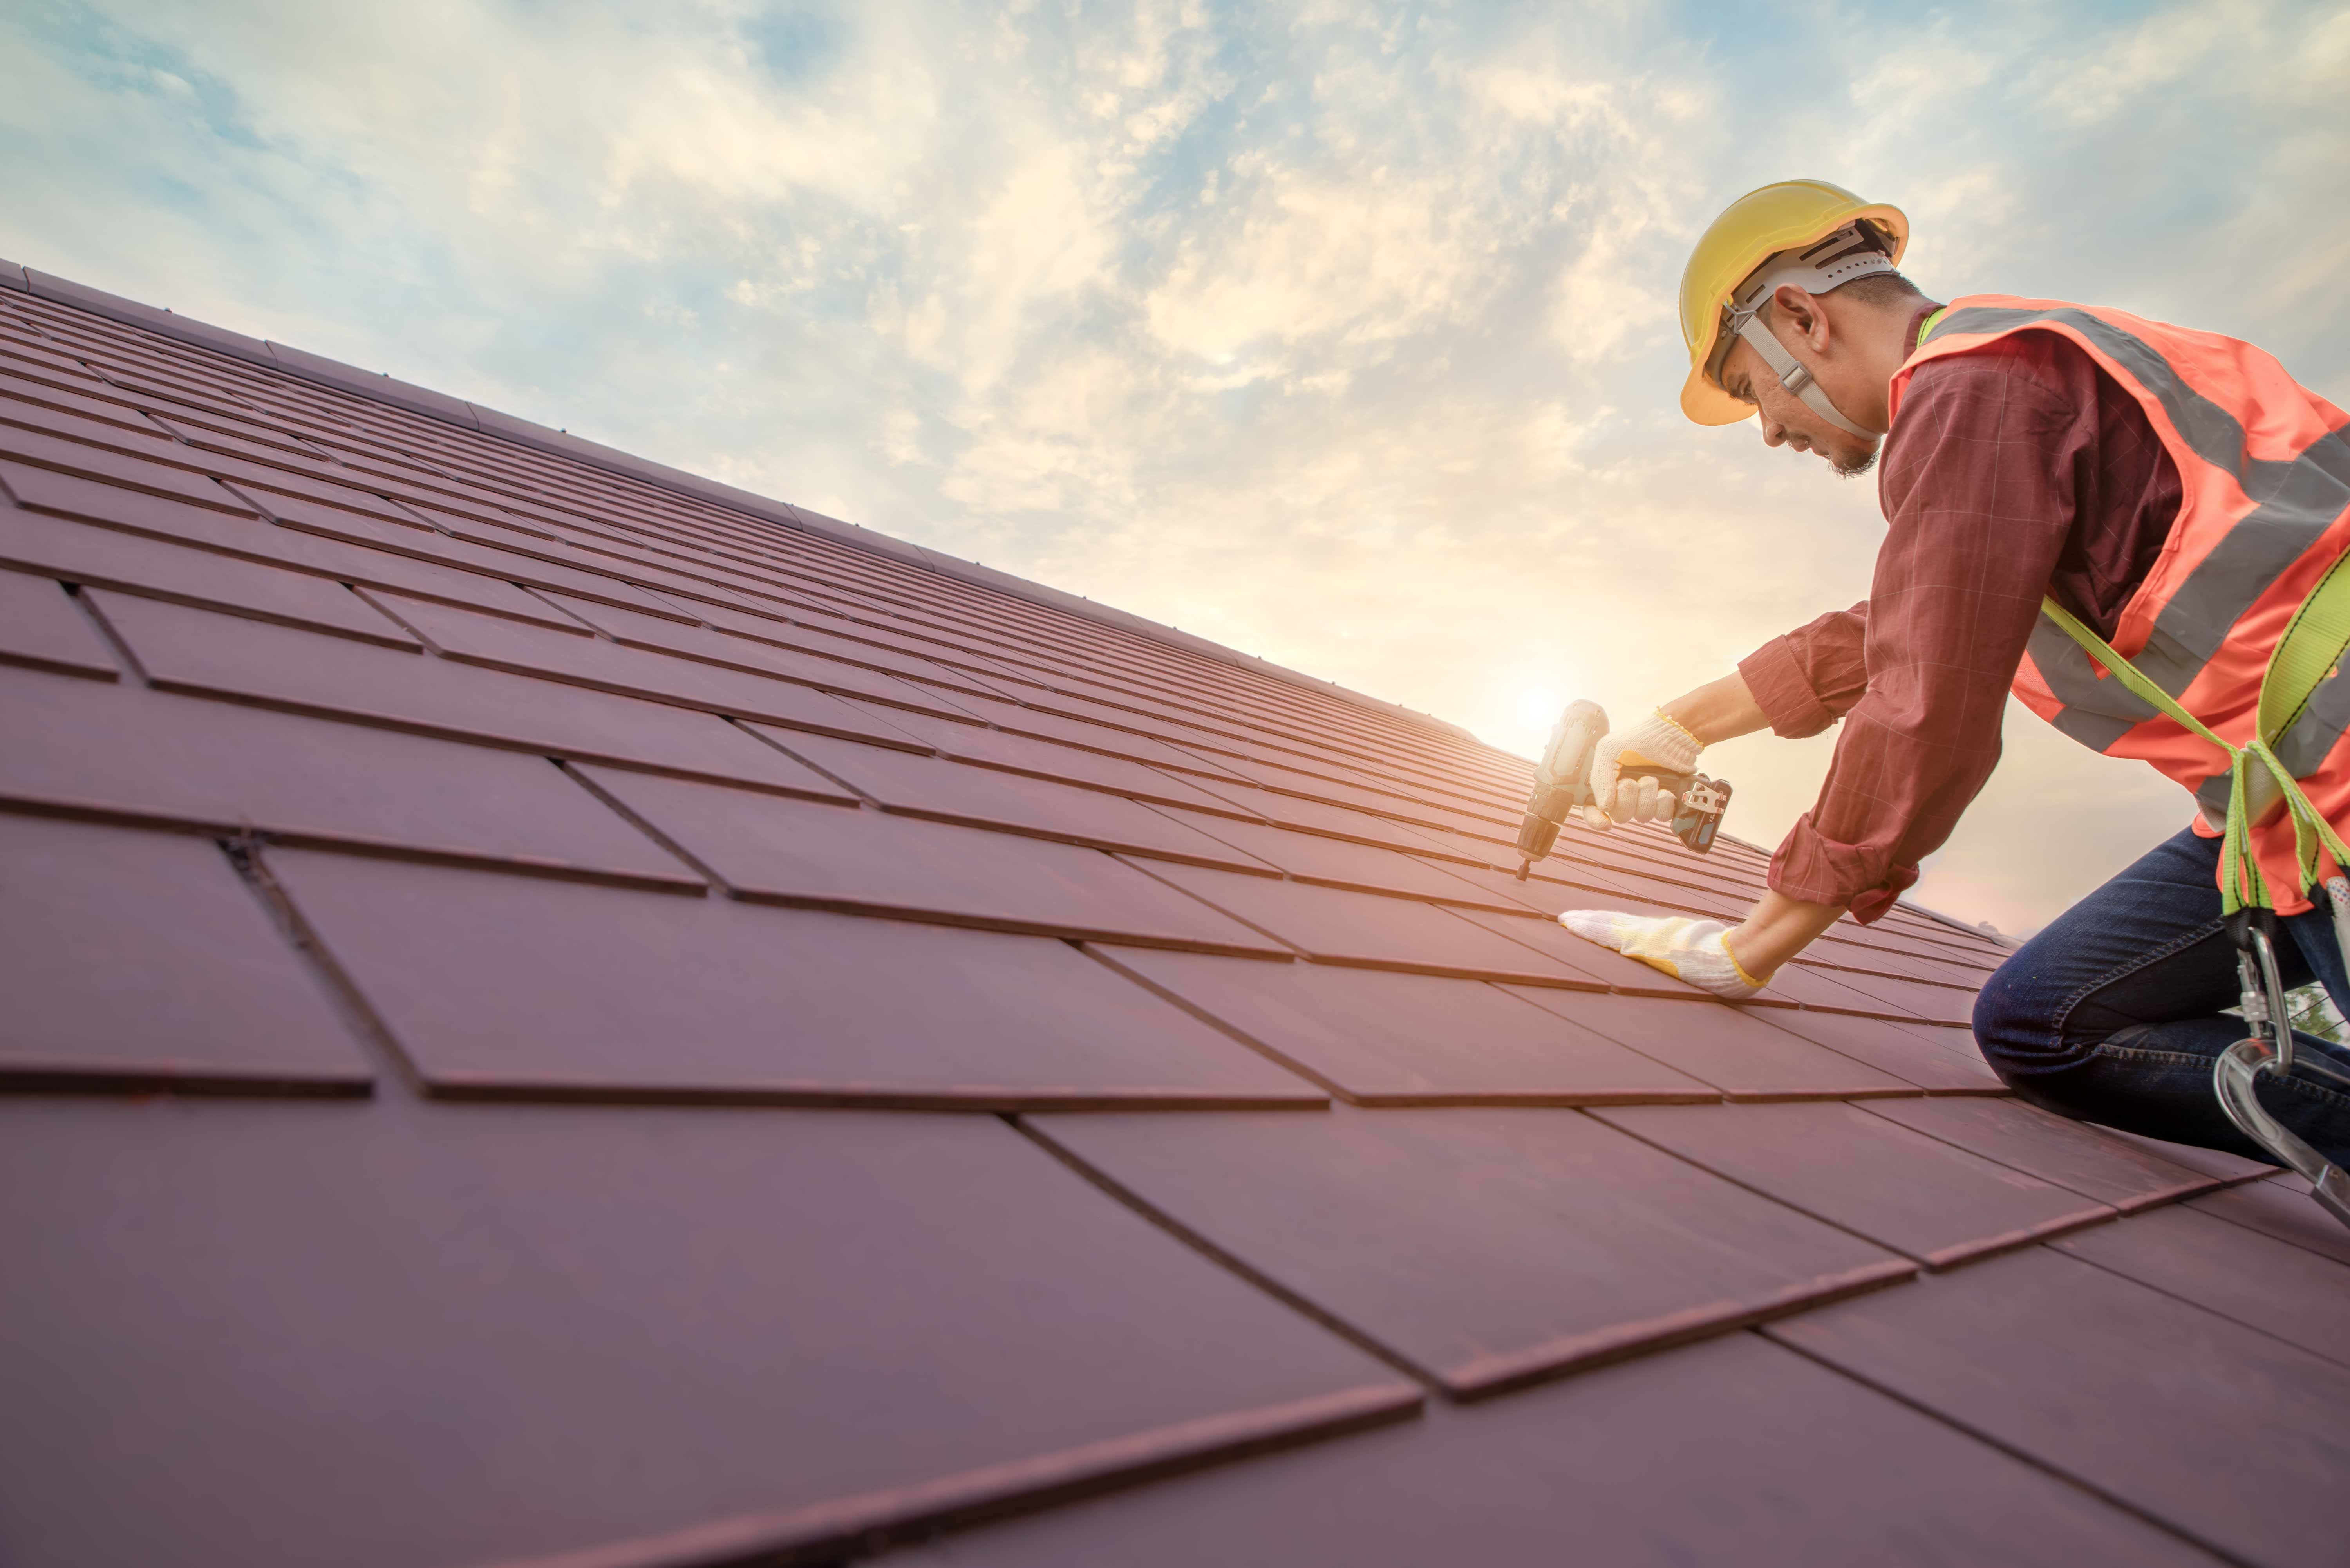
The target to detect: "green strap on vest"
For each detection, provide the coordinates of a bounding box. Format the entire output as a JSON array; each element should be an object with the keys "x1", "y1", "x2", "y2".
[
  {"x1": 2040, "y1": 573, "x2": 2350, "y2": 912},
  {"x1": 2260, "y1": 548, "x2": 2350, "y2": 740}
]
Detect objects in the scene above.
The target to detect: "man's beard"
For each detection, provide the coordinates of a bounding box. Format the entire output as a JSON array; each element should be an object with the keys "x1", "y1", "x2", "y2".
[{"x1": 1831, "y1": 446, "x2": 1880, "y2": 479}]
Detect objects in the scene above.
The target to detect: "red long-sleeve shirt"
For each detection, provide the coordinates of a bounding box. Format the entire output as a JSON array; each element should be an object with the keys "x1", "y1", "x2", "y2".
[{"x1": 1736, "y1": 313, "x2": 2181, "y2": 922}]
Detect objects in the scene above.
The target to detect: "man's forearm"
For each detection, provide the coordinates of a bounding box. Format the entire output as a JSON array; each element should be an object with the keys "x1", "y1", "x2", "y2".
[
  {"x1": 1642, "y1": 669, "x2": 1847, "y2": 977},
  {"x1": 1726, "y1": 889, "x2": 1846, "y2": 979},
  {"x1": 1660, "y1": 672, "x2": 1770, "y2": 746}
]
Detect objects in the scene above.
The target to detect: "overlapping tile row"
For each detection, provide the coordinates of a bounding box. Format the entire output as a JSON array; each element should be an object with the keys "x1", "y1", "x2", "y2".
[
  {"x1": 895, "y1": 1331, "x2": 2234, "y2": 1568},
  {"x1": 7, "y1": 273, "x2": 2327, "y2": 1568},
  {"x1": 0, "y1": 288, "x2": 2021, "y2": 977},
  {"x1": 0, "y1": 1097, "x2": 1419, "y2": 1568}
]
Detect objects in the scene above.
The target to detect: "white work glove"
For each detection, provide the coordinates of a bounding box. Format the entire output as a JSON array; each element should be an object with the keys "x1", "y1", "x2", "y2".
[
  {"x1": 1559, "y1": 911, "x2": 1768, "y2": 1000},
  {"x1": 1584, "y1": 710, "x2": 1702, "y2": 830}
]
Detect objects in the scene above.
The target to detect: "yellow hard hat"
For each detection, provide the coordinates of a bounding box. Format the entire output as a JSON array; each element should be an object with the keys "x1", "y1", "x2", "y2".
[{"x1": 1678, "y1": 180, "x2": 1908, "y2": 425}]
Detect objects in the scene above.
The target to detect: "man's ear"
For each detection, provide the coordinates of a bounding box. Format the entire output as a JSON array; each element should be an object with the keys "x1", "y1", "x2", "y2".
[{"x1": 1770, "y1": 284, "x2": 1830, "y2": 353}]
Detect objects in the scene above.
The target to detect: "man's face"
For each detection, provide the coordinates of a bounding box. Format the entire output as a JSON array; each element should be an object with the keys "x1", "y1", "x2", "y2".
[{"x1": 1716, "y1": 336, "x2": 1882, "y2": 478}]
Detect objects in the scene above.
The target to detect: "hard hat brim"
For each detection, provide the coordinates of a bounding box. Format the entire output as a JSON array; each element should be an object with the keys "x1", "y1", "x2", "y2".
[{"x1": 1681, "y1": 366, "x2": 1755, "y2": 426}]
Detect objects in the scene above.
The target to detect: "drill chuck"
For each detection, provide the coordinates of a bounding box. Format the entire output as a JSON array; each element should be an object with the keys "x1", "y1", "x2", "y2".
[{"x1": 1512, "y1": 781, "x2": 1582, "y2": 876}]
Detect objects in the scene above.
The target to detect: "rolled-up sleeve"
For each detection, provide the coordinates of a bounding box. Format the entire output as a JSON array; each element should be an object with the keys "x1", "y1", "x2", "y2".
[
  {"x1": 1740, "y1": 603, "x2": 1869, "y2": 739},
  {"x1": 1762, "y1": 351, "x2": 2084, "y2": 922}
]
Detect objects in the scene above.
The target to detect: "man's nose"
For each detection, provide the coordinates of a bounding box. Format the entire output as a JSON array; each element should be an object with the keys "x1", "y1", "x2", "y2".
[{"x1": 1758, "y1": 415, "x2": 1788, "y2": 449}]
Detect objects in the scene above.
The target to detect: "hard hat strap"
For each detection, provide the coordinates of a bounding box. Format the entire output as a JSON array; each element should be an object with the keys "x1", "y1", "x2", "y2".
[
  {"x1": 1732, "y1": 315, "x2": 1876, "y2": 437},
  {"x1": 1707, "y1": 220, "x2": 1897, "y2": 437}
]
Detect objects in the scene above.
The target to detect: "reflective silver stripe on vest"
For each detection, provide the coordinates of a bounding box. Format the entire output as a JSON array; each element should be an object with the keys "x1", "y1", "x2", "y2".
[
  {"x1": 2269, "y1": 654, "x2": 2350, "y2": 795},
  {"x1": 1928, "y1": 306, "x2": 2350, "y2": 764}
]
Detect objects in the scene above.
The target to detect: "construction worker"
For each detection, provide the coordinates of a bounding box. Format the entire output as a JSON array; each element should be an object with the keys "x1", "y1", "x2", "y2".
[{"x1": 1558, "y1": 179, "x2": 2350, "y2": 1174}]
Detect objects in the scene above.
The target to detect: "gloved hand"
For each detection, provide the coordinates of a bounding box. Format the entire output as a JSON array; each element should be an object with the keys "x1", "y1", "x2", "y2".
[
  {"x1": 1583, "y1": 710, "x2": 1702, "y2": 829},
  {"x1": 1558, "y1": 910, "x2": 1768, "y2": 999}
]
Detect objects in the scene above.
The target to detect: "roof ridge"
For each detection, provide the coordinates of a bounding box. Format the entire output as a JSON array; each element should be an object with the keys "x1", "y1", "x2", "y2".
[{"x1": 0, "y1": 256, "x2": 1477, "y2": 745}]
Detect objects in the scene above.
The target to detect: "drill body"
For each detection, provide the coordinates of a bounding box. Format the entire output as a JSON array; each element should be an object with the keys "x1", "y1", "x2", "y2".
[{"x1": 1512, "y1": 701, "x2": 1733, "y2": 878}]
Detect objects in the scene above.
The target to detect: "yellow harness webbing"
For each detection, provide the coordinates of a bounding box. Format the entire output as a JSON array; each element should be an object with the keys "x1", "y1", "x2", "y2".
[{"x1": 2038, "y1": 571, "x2": 2350, "y2": 913}]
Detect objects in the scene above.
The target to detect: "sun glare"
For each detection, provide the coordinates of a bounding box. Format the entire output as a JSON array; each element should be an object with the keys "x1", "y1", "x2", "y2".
[{"x1": 1473, "y1": 673, "x2": 1580, "y2": 761}]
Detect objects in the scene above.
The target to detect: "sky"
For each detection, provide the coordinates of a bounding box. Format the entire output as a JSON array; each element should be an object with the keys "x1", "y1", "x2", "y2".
[{"x1": 5, "y1": 0, "x2": 2348, "y2": 935}]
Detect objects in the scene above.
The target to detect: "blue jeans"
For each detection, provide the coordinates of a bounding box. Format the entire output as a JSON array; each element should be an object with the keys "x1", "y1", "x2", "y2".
[{"x1": 1973, "y1": 827, "x2": 2350, "y2": 1168}]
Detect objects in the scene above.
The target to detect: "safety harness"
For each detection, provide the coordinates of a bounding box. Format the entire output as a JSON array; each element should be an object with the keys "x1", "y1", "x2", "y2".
[
  {"x1": 1748, "y1": 287, "x2": 2350, "y2": 1217},
  {"x1": 2038, "y1": 588, "x2": 2350, "y2": 1224}
]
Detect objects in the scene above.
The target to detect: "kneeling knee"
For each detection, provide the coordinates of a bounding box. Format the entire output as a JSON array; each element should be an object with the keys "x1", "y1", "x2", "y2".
[{"x1": 1972, "y1": 956, "x2": 2063, "y2": 1086}]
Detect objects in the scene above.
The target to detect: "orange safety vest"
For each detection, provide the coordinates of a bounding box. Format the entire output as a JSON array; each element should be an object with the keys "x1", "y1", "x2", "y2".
[{"x1": 1889, "y1": 296, "x2": 2350, "y2": 914}]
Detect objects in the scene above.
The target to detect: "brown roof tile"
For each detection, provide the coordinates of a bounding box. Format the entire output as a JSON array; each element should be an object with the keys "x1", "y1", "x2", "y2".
[
  {"x1": 1596, "y1": 1100, "x2": 2116, "y2": 1267},
  {"x1": 0, "y1": 659, "x2": 701, "y2": 889},
  {"x1": 891, "y1": 1332, "x2": 2228, "y2": 1567},
  {"x1": 269, "y1": 849, "x2": 1321, "y2": 1110},
  {"x1": 0, "y1": 566, "x2": 118, "y2": 677},
  {"x1": 0, "y1": 814, "x2": 369, "y2": 1093},
  {"x1": 1090, "y1": 946, "x2": 1716, "y2": 1107},
  {"x1": 1030, "y1": 1106, "x2": 1914, "y2": 1397},
  {"x1": 1770, "y1": 1245, "x2": 2350, "y2": 1565}
]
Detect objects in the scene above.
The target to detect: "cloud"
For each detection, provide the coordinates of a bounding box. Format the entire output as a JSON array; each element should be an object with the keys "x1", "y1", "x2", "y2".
[
  {"x1": 4, "y1": 0, "x2": 2345, "y2": 934},
  {"x1": 1144, "y1": 164, "x2": 1481, "y2": 364}
]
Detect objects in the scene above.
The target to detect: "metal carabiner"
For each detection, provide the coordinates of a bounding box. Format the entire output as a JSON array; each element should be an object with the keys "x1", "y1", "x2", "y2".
[
  {"x1": 2227, "y1": 907, "x2": 2297, "y2": 1072},
  {"x1": 2214, "y1": 1039, "x2": 2350, "y2": 1226}
]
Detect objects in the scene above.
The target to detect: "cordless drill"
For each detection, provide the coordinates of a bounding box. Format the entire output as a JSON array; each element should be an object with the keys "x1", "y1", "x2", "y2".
[{"x1": 1512, "y1": 700, "x2": 1732, "y2": 879}]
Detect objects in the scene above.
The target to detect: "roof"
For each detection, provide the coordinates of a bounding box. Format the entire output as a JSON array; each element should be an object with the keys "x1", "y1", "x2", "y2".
[{"x1": 0, "y1": 262, "x2": 2342, "y2": 1568}]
